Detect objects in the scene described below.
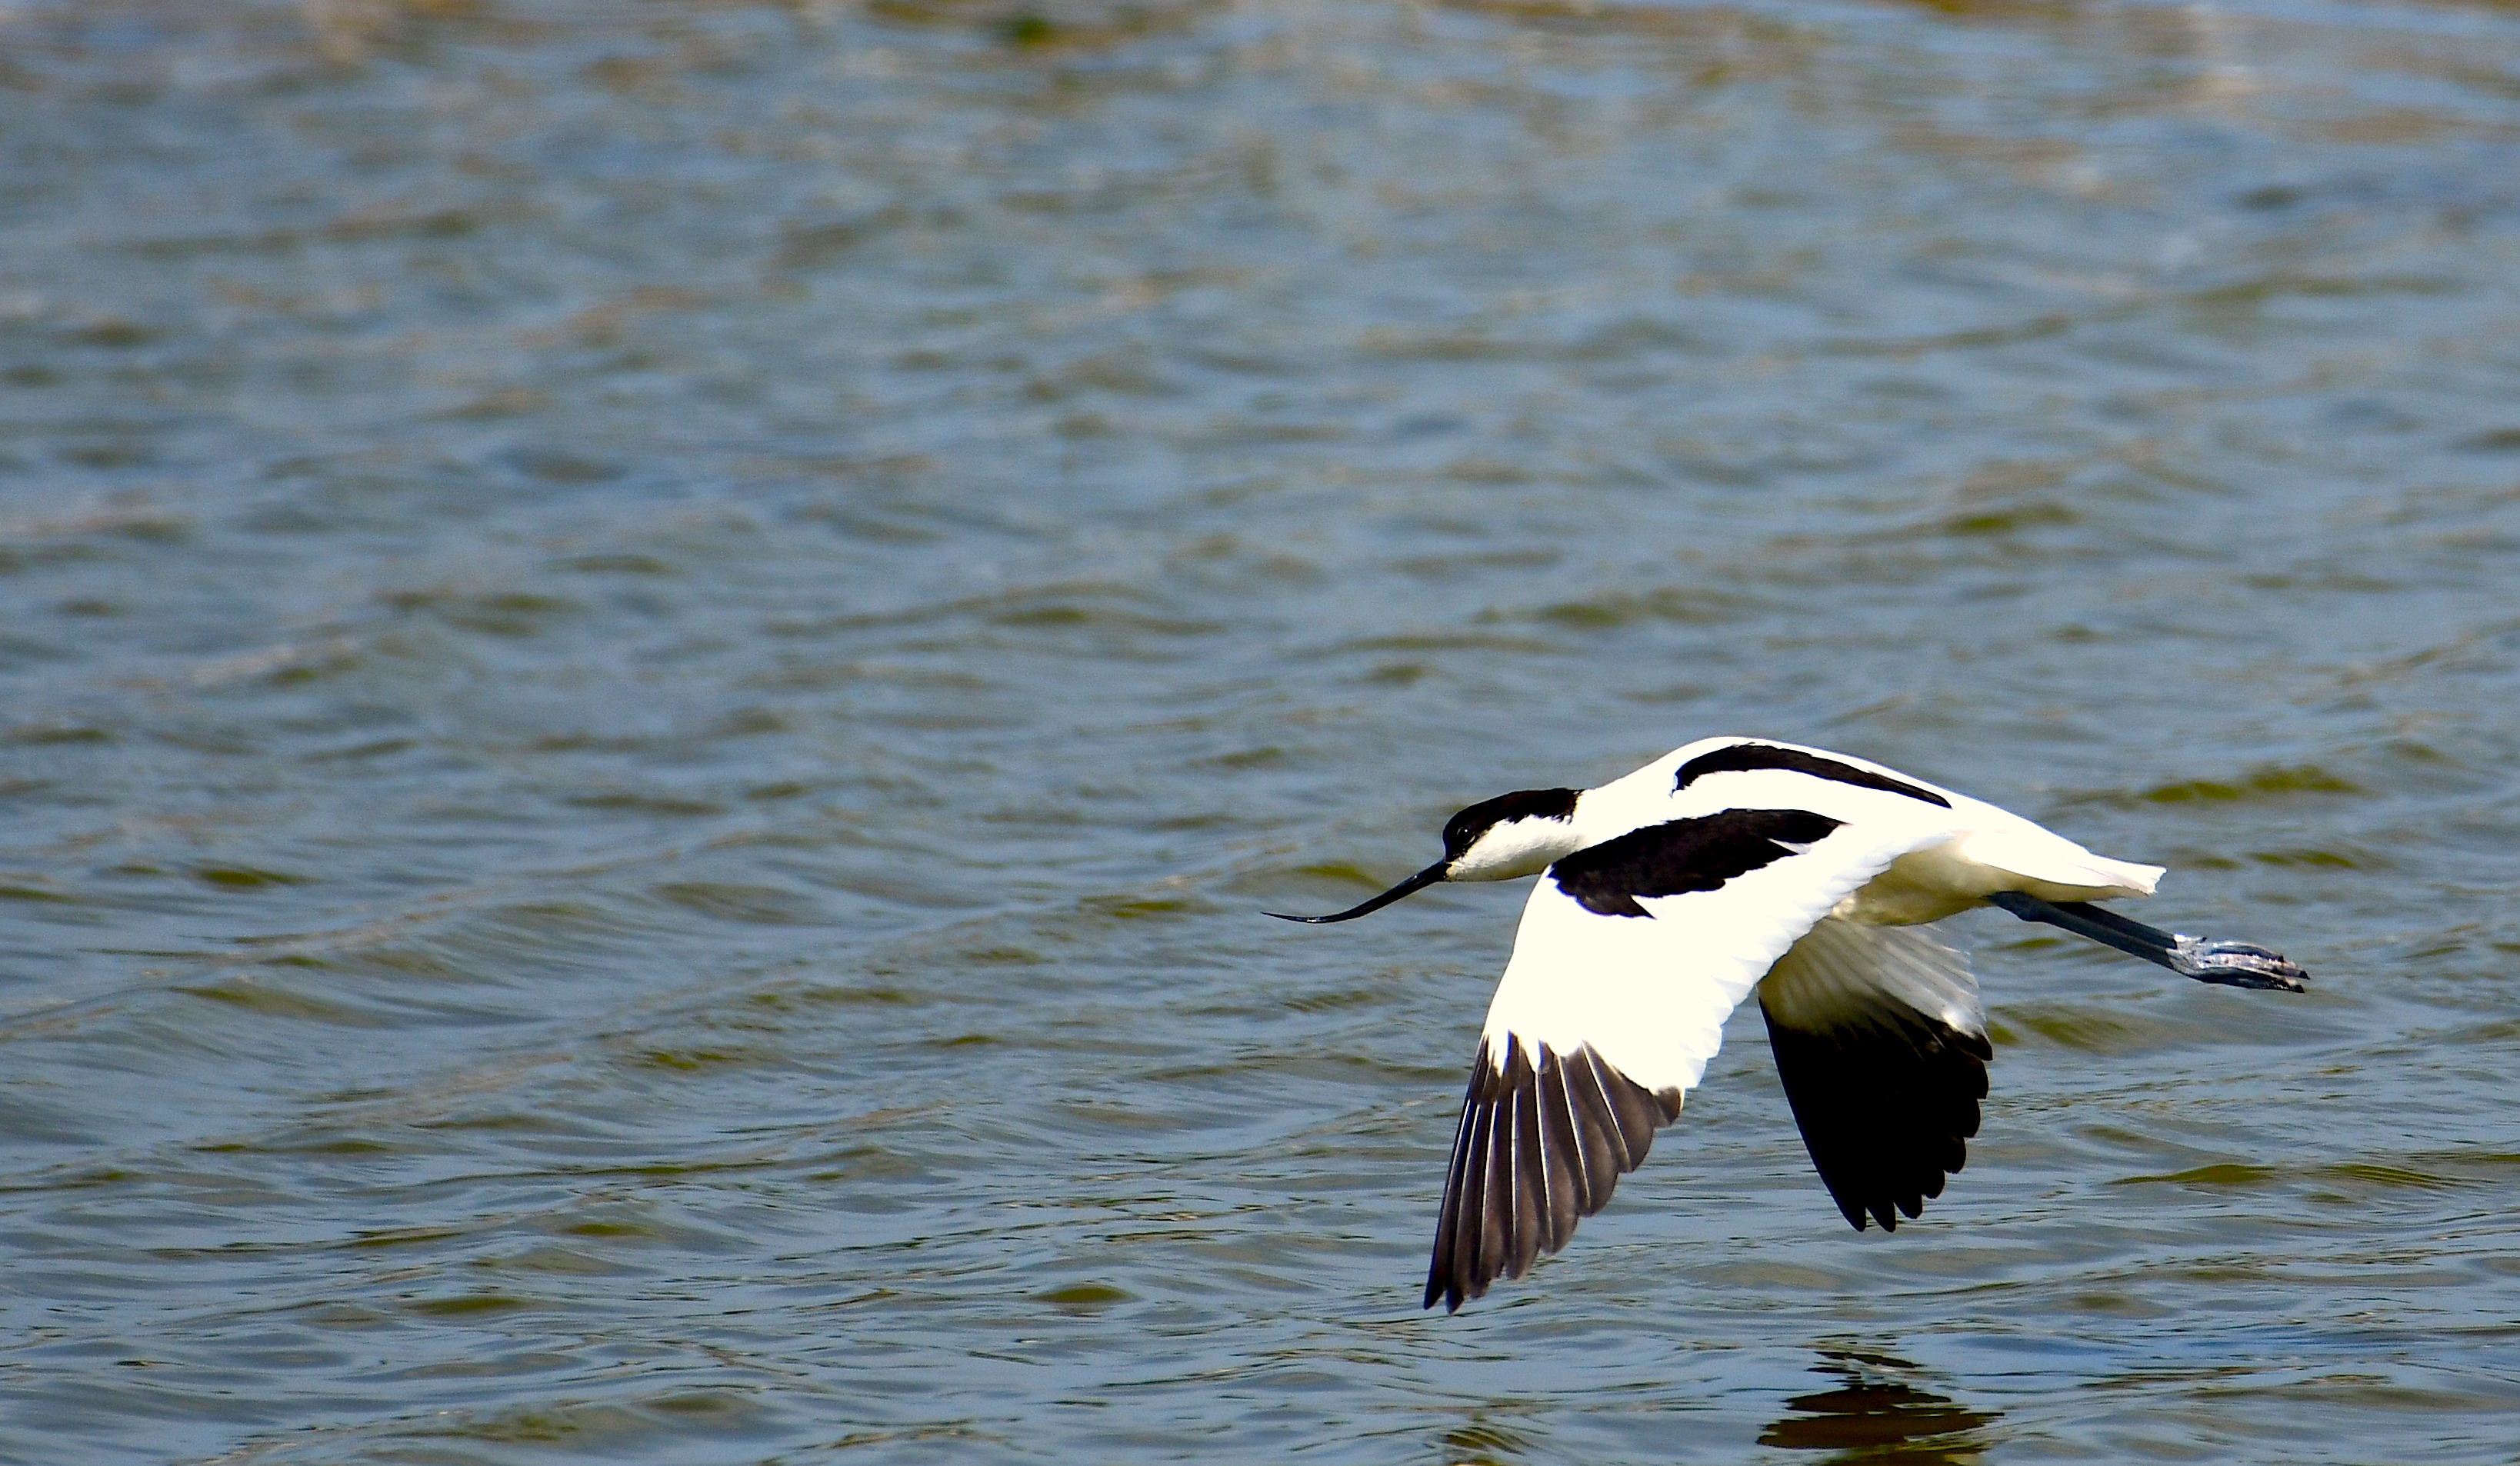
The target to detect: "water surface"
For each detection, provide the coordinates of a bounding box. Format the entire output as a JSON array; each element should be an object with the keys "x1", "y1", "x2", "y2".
[{"x1": 4, "y1": 0, "x2": 2520, "y2": 1460}]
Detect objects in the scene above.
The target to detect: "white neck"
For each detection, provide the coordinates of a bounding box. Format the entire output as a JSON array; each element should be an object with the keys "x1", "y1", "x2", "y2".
[{"x1": 1449, "y1": 810, "x2": 1587, "y2": 881}]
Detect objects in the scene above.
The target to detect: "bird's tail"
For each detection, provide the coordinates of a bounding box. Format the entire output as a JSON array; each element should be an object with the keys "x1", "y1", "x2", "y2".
[{"x1": 1960, "y1": 826, "x2": 2162, "y2": 901}]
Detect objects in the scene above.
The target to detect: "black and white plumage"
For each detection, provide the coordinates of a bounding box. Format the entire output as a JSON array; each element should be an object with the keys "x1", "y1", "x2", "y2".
[{"x1": 1271, "y1": 736, "x2": 2308, "y2": 1312}]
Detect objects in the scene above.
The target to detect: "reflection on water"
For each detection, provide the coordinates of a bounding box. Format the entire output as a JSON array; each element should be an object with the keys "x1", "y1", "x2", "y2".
[{"x1": 1761, "y1": 1351, "x2": 1998, "y2": 1464}]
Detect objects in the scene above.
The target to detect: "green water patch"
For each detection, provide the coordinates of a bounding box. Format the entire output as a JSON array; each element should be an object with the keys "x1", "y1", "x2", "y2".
[
  {"x1": 1078, "y1": 893, "x2": 1199, "y2": 921},
  {"x1": 382, "y1": 588, "x2": 584, "y2": 638},
  {"x1": 1318, "y1": 630, "x2": 1565, "y2": 658},
  {"x1": 194, "y1": 1134, "x2": 394, "y2": 1158},
  {"x1": 2249, "y1": 847, "x2": 2366, "y2": 868},
  {"x1": 301, "y1": 736, "x2": 418, "y2": 764},
  {"x1": 632, "y1": 1047, "x2": 769, "y2": 1072},
  {"x1": 1986, "y1": 1005, "x2": 2186, "y2": 1055},
  {"x1": 2115, "y1": 1163, "x2": 2281, "y2": 1188},
  {"x1": 551, "y1": 552, "x2": 678, "y2": 576},
  {"x1": 346, "y1": 1226, "x2": 474, "y2": 1251},
  {"x1": 471, "y1": 1244, "x2": 635, "y2": 1278},
  {"x1": 1038, "y1": 1281, "x2": 1132, "y2": 1313},
  {"x1": 194, "y1": 865, "x2": 312, "y2": 889},
  {"x1": 3, "y1": 722, "x2": 110, "y2": 745},
  {"x1": 988, "y1": 602, "x2": 1226, "y2": 637},
  {"x1": 1932, "y1": 500, "x2": 2078, "y2": 538},
  {"x1": 1283, "y1": 985, "x2": 1390, "y2": 1014},
  {"x1": 1286, "y1": 861, "x2": 1387, "y2": 887},
  {"x1": 1393, "y1": 548, "x2": 1562, "y2": 577},
  {"x1": 405, "y1": 1292, "x2": 538, "y2": 1318},
  {"x1": 650, "y1": 881, "x2": 826, "y2": 925},
  {"x1": 1192, "y1": 745, "x2": 1288, "y2": 770},
  {"x1": 569, "y1": 792, "x2": 728, "y2": 818},
  {"x1": 1519, "y1": 586, "x2": 1748, "y2": 628},
  {"x1": 2139, "y1": 764, "x2": 2366, "y2": 803},
  {"x1": 174, "y1": 976, "x2": 382, "y2": 1026},
  {"x1": 748, "y1": 982, "x2": 926, "y2": 1010}
]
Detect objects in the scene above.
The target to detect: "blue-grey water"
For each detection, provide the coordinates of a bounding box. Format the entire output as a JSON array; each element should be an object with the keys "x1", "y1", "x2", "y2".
[{"x1": 5, "y1": 0, "x2": 2519, "y2": 1461}]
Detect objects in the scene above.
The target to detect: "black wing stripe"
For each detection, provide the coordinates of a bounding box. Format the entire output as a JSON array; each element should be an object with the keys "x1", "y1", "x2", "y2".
[
  {"x1": 1423, "y1": 1038, "x2": 1684, "y2": 1311},
  {"x1": 1760, "y1": 998, "x2": 1992, "y2": 1233},
  {"x1": 1549, "y1": 809, "x2": 1846, "y2": 919},
  {"x1": 1673, "y1": 742, "x2": 1954, "y2": 809}
]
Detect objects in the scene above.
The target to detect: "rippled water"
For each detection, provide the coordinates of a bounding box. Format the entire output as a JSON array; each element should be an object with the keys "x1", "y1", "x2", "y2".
[{"x1": 5, "y1": 0, "x2": 2519, "y2": 1460}]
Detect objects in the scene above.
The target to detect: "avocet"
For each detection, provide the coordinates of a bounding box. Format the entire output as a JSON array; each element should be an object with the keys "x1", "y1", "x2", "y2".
[{"x1": 1271, "y1": 736, "x2": 2307, "y2": 1312}]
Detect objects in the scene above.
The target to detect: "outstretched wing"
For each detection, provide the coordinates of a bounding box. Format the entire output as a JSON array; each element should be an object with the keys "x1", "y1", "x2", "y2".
[
  {"x1": 1425, "y1": 805, "x2": 1957, "y2": 1311},
  {"x1": 1759, "y1": 918, "x2": 1990, "y2": 1231}
]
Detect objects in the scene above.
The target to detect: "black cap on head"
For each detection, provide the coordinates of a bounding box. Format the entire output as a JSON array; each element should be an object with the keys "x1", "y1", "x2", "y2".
[{"x1": 1442, "y1": 787, "x2": 1580, "y2": 858}]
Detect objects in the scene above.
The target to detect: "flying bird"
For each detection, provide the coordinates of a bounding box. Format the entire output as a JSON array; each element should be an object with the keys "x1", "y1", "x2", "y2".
[{"x1": 1270, "y1": 736, "x2": 2308, "y2": 1312}]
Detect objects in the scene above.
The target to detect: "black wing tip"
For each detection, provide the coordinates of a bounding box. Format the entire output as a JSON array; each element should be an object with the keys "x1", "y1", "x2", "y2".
[
  {"x1": 1764, "y1": 999, "x2": 1990, "y2": 1241},
  {"x1": 1423, "y1": 1038, "x2": 1675, "y2": 1312}
]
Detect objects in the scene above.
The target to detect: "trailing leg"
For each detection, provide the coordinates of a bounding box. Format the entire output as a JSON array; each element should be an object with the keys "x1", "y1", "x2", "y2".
[{"x1": 1985, "y1": 891, "x2": 2306, "y2": 991}]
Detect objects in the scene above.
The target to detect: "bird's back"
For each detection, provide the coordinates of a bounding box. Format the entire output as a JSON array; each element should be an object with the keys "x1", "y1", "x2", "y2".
[{"x1": 1587, "y1": 737, "x2": 2162, "y2": 925}]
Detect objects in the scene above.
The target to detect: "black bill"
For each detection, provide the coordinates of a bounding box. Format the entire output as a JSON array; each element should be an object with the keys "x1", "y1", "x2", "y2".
[{"x1": 1266, "y1": 861, "x2": 1450, "y2": 924}]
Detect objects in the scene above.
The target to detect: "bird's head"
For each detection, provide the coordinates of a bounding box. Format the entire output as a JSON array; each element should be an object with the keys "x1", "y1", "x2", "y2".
[{"x1": 1269, "y1": 787, "x2": 1582, "y2": 924}]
